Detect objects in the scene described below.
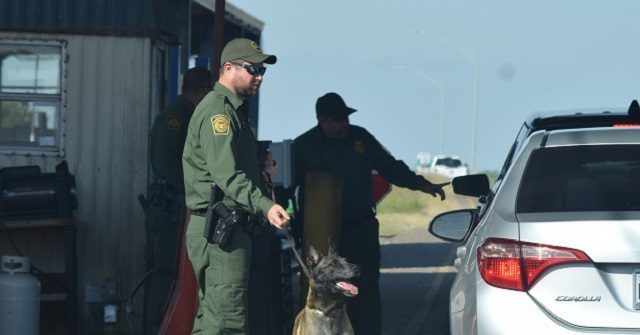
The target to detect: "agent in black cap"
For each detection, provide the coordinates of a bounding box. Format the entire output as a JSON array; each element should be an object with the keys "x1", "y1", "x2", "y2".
[
  {"x1": 292, "y1": 92, "x2": 449, "y2": 335},
  {"x1": 182, "y1": 38, "x2": 289, "y2": 335},
  {"x1": 314, "y1": 92, "x2": 357, "y2": 140}
]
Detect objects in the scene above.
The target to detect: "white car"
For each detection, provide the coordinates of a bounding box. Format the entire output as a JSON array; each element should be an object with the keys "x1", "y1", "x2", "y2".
[
  {"x1": 428, "y1": 155, "x2": 468, "y2": 179},
  {"x1": 429, "y1": 100, "x2": 640, "y2": 334}
]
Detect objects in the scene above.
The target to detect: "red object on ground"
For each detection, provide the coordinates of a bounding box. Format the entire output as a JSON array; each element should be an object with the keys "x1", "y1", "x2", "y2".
[
  {"x1": 372, "y1": 172, "x2": 392, "y2": 204},
  {"x1": 157, "y1": 210, "x2": 198, "y2": 335}
]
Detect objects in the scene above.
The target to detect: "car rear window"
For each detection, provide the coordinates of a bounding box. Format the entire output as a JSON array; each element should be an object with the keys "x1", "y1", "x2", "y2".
[
  {"x1": 435, "y1": 158, "x2": 462, "y2": 167},
  {"x1": 516, "y1": 145, "x2": 640, "y2": 212}
]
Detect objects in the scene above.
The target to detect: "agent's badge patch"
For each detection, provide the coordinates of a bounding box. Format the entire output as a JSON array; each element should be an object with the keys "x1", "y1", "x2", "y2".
[
  {"x1": 167, "y1": 117, "x2": 180, "y2": 129},
  {"x1": 354, "y1": 140, "x2": 365, "y2": 154},
  {"x1": 211, "y1": 115, "x2": 230, "y2": 135}
]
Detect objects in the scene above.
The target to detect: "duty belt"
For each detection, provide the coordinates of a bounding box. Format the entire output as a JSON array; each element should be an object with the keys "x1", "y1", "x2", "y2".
[{"x1": 192, "y1": 207, "x2": 265, "y2": 234}]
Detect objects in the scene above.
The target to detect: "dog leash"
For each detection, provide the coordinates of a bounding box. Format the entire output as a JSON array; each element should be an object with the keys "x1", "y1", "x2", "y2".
[{"x1": 283, "y1": 229, "x2": 314, "y2": 284}]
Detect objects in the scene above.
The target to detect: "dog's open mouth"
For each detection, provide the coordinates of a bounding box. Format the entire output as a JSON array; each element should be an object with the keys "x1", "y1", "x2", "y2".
[{"x1": 334, "y1": 280, "x2": 358, "y2": 297}]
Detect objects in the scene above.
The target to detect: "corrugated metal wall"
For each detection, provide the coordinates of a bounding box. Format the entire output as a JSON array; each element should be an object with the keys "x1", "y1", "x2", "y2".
[
  {"x1": 0, "y1": 31, "x2": 155, "y2": 332},
  {"x1": 0, "y1": 0, "x2": 152, "y2": 34}
]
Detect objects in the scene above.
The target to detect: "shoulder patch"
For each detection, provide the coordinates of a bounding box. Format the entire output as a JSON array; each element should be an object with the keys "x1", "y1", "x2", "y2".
[
  {"x1": 211, "y1": 115, "x2": 231, "y2": 135},
  {"x1": 167, "y1": 117, "x2": 180, "y2": 129},
  {"x1": 354, "y1": 140, "x2": 365, "y2": 154}
]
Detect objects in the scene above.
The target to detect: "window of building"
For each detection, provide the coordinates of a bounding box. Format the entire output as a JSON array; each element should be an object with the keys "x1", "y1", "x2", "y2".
[{"x1": 0, "y1": 39, "x2": 66, "y2": 155}]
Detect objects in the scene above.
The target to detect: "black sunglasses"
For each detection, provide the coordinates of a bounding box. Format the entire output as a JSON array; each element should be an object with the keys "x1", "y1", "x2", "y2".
[{"x1": 230, "y1": 62, "x2": 267, "y2": 76}]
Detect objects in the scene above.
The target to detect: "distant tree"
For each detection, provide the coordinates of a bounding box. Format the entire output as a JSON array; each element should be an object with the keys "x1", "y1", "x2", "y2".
[{"x1": 0, "y1": 101, "x2": 31, "y2": 128}]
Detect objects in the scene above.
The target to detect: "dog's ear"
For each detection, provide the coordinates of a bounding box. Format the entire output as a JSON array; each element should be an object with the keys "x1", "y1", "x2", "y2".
[
  {"x1": 327, "y1": 238, "x2": 338, "y2": 257},
  {"x1": 307, "y1": 244, "x2": 323, "y2": 266}
]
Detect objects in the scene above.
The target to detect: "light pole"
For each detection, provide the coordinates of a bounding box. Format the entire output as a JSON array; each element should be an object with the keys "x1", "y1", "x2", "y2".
[
  {"x1": 414, "y1": 30, "x2": 479, "y2": 172},
  {"x1": 392, "y1": 65, "x2": 446, "y2": 155}
]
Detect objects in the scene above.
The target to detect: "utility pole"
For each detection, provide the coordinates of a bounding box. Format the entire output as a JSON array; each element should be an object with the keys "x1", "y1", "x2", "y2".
[
  {"x1": 211, "y1": 0, "x2": 225, "y2": 81},
  {"x1": 413, "y1": 30, "x2": 479, "y2": 171}
]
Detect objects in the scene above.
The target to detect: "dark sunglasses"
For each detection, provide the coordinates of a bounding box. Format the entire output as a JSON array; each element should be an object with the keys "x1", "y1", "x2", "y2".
[{"x1": 230, "y1": 62, "x2": 267, "y2": 76}]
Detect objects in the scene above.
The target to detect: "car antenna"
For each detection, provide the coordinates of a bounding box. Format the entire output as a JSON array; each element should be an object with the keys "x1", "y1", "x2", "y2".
[{"x1": 629, "y1": 99, "x2": 640, "y2": 118}]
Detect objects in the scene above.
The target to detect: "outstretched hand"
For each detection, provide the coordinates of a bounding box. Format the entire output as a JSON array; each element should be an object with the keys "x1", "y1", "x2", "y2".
[
  {"x1": 267, "y1": 204, "x2": 290, "y2": 229},
  {"x1": 423, "y1": 182, "x2": 450, "y2": 201}
]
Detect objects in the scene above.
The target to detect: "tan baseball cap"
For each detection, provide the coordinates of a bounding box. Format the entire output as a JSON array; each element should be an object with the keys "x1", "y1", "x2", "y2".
[{"x1": 220, "y1": 38, "x2": 277, "y2": 65}]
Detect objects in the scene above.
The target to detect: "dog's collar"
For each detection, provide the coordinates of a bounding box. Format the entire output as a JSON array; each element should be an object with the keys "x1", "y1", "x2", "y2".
[
  {"x1": 313, "y1": 309, "x2": 326, "y2": 317},
  {"x1": 309, "y1": 300, "x2": 342, "y2": 316}
]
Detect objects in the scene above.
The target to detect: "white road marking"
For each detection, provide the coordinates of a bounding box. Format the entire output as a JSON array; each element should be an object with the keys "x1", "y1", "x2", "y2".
[{"x1": 380, "y1": 266, "x2": 457, "y2": 274}]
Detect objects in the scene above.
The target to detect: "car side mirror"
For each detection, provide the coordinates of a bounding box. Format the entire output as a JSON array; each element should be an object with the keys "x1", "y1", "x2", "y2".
[
  {"x1": 452, "y1": 174, "x2": 490, "y2": 198},
  {"x1": 428, "y1": 209, "x2": 475, "y2": 242}
]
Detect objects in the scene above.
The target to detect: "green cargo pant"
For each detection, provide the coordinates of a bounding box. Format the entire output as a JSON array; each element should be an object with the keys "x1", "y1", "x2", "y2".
[{"x1": 186, "y1": 214, "x2": 252, "y2": 335}]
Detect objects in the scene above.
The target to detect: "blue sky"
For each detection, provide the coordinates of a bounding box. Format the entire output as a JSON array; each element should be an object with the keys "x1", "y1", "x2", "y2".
[{"x1": 231, "y1": 0, "x2": 640, "y2": 172}]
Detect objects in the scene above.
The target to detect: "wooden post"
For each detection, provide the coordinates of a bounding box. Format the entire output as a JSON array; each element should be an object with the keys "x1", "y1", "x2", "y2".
[{"x1": 211, "y1": 0, "x2": 225, "y2": 81}]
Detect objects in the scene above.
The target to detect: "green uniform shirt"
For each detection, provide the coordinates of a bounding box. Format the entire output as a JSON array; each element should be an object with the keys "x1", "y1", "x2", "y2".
[
  {"x1": 149, "y1": 95, "x2": 194, "y2": 191},
  {"x1": 294, "y1": 125, "x2": 430, "y2": 227},
  {"x1": 182, "y1": 82, "x2": 275, "y2": 215}
]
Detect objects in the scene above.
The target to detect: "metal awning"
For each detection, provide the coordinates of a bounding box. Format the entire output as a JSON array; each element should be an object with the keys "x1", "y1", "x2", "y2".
[{"x1": 193, "y1": 0, "x2": 264, "y2": 33}]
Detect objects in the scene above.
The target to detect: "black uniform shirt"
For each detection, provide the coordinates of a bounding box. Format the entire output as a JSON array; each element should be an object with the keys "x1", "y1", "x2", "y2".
[
  {"x1": 294, "y1": 125, "x2": 430, "y2": 229},
  {"x1": 149, "y1": 95, "x2": 194, "y2": 191}
]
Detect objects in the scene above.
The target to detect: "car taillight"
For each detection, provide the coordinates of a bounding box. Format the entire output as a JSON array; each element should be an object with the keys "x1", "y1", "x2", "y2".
[
  {"x1": 613, "y1": 123, "x2": 640, "y2": 127},
  {"x1": 477, "y1": 238, "x2": 591, "y2": 291}
]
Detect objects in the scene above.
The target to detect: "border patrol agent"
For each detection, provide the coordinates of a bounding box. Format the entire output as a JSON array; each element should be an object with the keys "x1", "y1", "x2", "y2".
[
  {"x1": 293, "y1": 92, "x2": 449, "y2": 335},
  {"x1": 144, "y1": 67, "x2": 211, "y2": 334},
  {"x1": 182, "y1": 38, "x2": 289, "y2": 334}
]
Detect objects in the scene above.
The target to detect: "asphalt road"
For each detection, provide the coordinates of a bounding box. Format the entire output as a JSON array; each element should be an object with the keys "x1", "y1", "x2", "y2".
[{"x1": 380, "y1": 228, "x2": 460, "y2": 335}]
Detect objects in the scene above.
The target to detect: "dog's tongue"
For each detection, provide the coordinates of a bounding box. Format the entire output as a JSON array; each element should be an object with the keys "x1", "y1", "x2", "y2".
[{"x1": 336, "y1": 281, "x2": 358, "y2": 296}]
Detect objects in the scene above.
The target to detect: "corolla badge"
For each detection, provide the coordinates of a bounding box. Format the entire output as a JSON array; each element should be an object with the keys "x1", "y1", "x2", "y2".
[{"x1": 556, "y1": 296, "x2": 602, "y2": 302}]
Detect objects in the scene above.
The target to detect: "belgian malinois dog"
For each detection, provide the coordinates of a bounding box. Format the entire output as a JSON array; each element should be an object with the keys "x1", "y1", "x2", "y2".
[{"x1": 293, "y1": 241, "x2": 360, "y2": 335}]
